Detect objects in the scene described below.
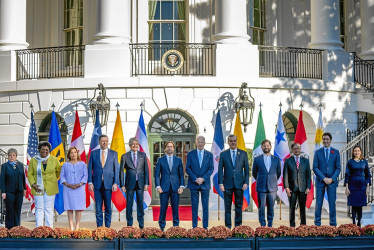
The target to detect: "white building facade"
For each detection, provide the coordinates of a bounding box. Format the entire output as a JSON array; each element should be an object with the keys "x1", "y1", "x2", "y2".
[{"x1": 0, "y1": 0, "x2": 373, "y2": 206}]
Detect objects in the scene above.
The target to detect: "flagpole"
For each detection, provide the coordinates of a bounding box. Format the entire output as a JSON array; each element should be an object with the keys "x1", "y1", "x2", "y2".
[
  {"x1": 279, "y1": 102, "x2": 282, "y2": 221},
  {"x1": 50, "y1": 103, "x2": 59, "y2": 223},
  {"x1": 218, "y1": 195, "x2": 220, "y2": 221},
  {"x1": 115, "y1": 102, "x2": 121, "y2": 222}
]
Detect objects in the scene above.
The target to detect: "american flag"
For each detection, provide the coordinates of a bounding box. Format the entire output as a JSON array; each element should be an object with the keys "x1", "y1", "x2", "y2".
[{"x1": 26, "y1": 111, "x2": 38, "y2": 213}]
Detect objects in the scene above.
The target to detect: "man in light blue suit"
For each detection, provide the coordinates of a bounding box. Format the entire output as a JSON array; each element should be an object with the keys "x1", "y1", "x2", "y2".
[
  {"x1": 313, "y1": 132, "x2": 341, "y2": 226},
  {"x1": 154, "y1": 141, "x2": 184, "y2": 231},
  {"x1": 252, "y1": 139, "x2": 281, "y2": 227},
  {"x1": 186, "y1": 135, "x2": 214, "y2": 229},
  {"x1": 88, "y1": 135, "x2": 120, "y2": 228}
]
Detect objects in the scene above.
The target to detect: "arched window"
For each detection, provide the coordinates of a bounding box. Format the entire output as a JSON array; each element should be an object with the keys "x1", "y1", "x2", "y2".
[
  {"x1": 38, "y1": 112, "x2": 68, "y2": 151},
  {"x1": 282, "y1": 111, "x2": 298, "y2": 143}
]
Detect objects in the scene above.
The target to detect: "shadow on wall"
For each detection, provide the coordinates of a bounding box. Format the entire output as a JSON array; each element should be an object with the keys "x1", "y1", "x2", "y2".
[
  {"x1": 59, "y1": 99, "x2": 91, "y2": 144},
  {"x1": 211, "y1": 92, "x2": 236, "y2": 141},
  {"x1": 188, "y1": 0, "x2": 213, "y2": 43}
]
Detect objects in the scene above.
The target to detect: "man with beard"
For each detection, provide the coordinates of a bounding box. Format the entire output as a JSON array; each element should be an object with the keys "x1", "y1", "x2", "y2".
[
  {"x1": 252, "y1": 139, "x2": 281, "y2": 227},
  {"x1": 154, "y1": 141, "x2": 184, "y2": 231}
]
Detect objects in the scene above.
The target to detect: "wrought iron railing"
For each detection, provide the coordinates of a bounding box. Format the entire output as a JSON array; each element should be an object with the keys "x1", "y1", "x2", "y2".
[
  {"x1": 258, "y1": 46, "x2": 323, "y2": 79},
  {"x1": 354, "y1": 54, "x2": 374, "y2": 91},
  {"x1": 130, "y1": 43, "x2": 215, "y2": 76},
  {"x1": 368, "y1": 166, "x2": 374, "y2": 204},
  {"x1": 340, "y1": 123, "x2": 374, "y2": 181},
  {"x1": 347, "y1": 114, "x2": 368, "y2": 143},
  {"x1": 16, "y1": 45, "x2": 85, "y2": 80},
  {"x1": 0, "y1": 149, "x2": 7, "y2": 224}
]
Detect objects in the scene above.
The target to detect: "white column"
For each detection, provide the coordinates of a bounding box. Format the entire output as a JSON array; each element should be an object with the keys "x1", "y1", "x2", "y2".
[
  {"x1": 213, "y1": 0, "x2": 249, "y2": 44},
  {"x1": 359, "y1": 0, "x2": 374, "y2": 60},
  {"x1": 93, "y1": 0, "x2": 131, "y2": 44},
  {"x1": 309, "y1": 0, "x2": 343, "y2": 50},
  {"x1": 0, "y1": 0, "x2": 28, "y2": 51}
]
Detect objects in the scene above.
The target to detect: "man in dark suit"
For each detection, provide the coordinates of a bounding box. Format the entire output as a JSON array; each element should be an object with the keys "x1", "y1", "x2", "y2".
[
  {"x1": 252, "y1": 139, "x2": 281, "y2": 227},
  {"x1": 154, "y1": 141, "x2": 184, "y2": 231},
  {"x1": 218, "y1": 134, "x2": 249, "y2": 229},
  {"x1": 120, "y1": 137, "x2": 149, "y2": 229},
  {"x1": 283, "y1": 143, "x2": 311, "y2": 227},
  {"x1": 88, "y1": 134, "x2": 120, "y2": 228},
  {"x1": 186, "y1": 135, "x2": 214, "y2": 229},
  {"x1": 313, "y1": 132, "x2": 341, "y2": 226}
]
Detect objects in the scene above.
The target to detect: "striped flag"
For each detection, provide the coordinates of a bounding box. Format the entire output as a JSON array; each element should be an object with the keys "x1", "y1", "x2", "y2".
[
  {"x1": 233, "y1": 111, "x2": 250, "y2": 210},
  {"x1": 135, "y1": 108, "x2": 152, "y2": 208},
  {"x1": 70, "y1": 110, "x2": 90, "y2": 208},
  {"x1": 211, "y1": 110, "x2": 224, "y2": 198},
  {"x1": 251, "y1": 109, "x2": 266, "y2": 208},
  {"x1": 110, "y1": 110, "x2": 127, "y2": 212},
  {"x1": 294, "y1": 110, "x2": 314, "y2": 208},
  {"x1": 314, "y1": 109, "x2": 329, "y2": 212},
  {"x1": 26, "y1": 111, "x2": 38, "y2": 213},
  {"x1": 48, "y1": 111, "x2": 65, "y2": 215},
  {"x1": 274, "y1": 108, "x2": 290, "y2": 206}
]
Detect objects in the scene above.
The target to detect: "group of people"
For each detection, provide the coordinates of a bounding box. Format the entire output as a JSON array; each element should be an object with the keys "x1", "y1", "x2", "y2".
[{"x1": 0, "y1": 132, "x2": 371, "y2": 230}]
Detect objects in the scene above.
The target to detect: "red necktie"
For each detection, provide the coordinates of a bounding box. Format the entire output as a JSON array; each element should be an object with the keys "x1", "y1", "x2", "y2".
[{"x1": 296, "y1": 156, "x2": 300, "y2": 170}]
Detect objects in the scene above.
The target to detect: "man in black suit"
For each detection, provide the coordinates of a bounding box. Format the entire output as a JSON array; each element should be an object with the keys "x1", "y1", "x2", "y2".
[
  {"x1": 120, "y1": 137, "x2": 149, "y2": 229},
  {"x1": 218, "y1": 134, "x2": 249, "y2": 228},
  {"x1": 283, "y1": 142, "x2": 311, "y2": 227}
]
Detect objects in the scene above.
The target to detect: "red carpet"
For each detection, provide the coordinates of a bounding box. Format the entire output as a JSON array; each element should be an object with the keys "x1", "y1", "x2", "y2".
[{"x1": 152, "y1": 206, "x2": 201, "y2": 221}]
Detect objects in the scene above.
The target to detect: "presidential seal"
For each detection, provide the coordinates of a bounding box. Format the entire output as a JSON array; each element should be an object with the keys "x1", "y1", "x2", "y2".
[{"x1": 161, "y1": 49, "x2": 184, "y2": 72}]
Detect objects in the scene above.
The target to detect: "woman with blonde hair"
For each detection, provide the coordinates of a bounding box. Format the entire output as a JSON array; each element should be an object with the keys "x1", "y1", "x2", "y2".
[{"x1": 60, "y1": 146, "x2": 88, "y2": 230}]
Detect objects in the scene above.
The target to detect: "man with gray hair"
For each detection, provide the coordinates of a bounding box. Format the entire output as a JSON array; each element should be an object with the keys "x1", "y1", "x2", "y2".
[
  {"x1": 120, "y1": 137, "x2": 149, "y2": 229},
  {"x1": 283, "y1": 142, "x2": 311, "y2": 227},
  {"x1": 186, "y1": 135, "x2": 214, "y2": 229}
]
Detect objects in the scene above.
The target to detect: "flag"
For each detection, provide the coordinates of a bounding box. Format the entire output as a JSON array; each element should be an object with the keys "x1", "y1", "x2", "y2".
[
  {"x1": 87, "y1": 110, "x2": 102, "y2": 202},
  {"x1": 274, "y1": 109, "x2": 290, "y2": 206},
  {"x1": 26, "y1": 111, "x2": 38, "y2": 213},
  {"x1": 70, "y1": 111, "x2": 90, "y2": 208},
  {"x1": 314, "y1": 109, "x2": 329, "y2": 212},
  {"x1": 294, "y1": 110, "x2": 314, "y2": 208},
  {"x1": 48, "y1": 111, "x2": 66, "y2": 215},
  {"x1": 110, "y1": 110, "x2": 127, "y2": 212},
  {"x1": 233, "y1": 111, "x2": 250, "y2": 210},
  {"x1": 211, "y1": 110, "x2": 224, "y2": 199},
  {"x1": 135, "y1": 108, "x2": 152, "y2": 209},
  {"x1": 251, "y1": 109, "x2": 266, "y2": 208}
]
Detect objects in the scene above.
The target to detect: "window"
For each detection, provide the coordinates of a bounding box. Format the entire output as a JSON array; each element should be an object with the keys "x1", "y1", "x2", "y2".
[
  {"x1": 148, "y1": 0, "x2": 186, "y2": 59},
  {"x1": 249, "y1": 0, "x2": 266, "y2": 45},
  {"x1": 339, "y1": 0, "x2": 346, "y2": 49},
  {"x1": 64, "y1": 0, "x2": 83, "y2": 66}
]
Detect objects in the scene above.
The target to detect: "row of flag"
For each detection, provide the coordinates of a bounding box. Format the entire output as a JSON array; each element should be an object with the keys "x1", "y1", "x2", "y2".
[
  {"x1": 25, "y1": 107, "x2": 151, "y2": 215},
  {"x1": 211, "y1": 106, "x2": 327, "y2": 211}
]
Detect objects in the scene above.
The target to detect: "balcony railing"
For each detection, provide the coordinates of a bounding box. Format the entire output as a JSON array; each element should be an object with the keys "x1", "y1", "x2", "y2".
[
  {"x1": 258, "y1": 46, "x2": 323, "y2": 79},
  {"x1": 16, "y1": 45, "x2": 85, "y2": 80},
  {"x1": 354, "y1": 54, "x2": 374, "y2": 91},
  {"x1": 130, "y1": 43, "x2": 215, "y2": 76}
]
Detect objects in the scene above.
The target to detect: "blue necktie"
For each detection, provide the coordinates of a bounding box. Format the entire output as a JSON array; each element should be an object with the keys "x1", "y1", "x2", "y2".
[
  {"x1": 168, "y1": 156, "x2": 173, "y2": 171},
  {"x1": 325, "y1": 148, "x2": 329, "y2": 162},
  {"x1": 198, "y1": 150, "x2": 203, "y2": 167},
  {"x1": 232, "y1": 151, "x2": 236, "y2": 166}
]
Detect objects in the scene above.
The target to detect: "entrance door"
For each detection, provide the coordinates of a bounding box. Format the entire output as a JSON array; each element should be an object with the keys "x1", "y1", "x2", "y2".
[{"x1": 147, "y1": 109, "x2": 199, "y2": 206}]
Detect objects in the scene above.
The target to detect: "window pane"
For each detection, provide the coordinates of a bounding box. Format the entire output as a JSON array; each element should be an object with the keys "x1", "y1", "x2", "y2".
[
  {"x1": 174, "y1": 1, "x2": 185, "y2": 20},
  {"x1": 161, "y1": 1, "x2": 173, "y2": 20},
  {"x1": 174, "y1": 23, "x2": 185, "y2": 41},
  {"x1": 149, "y1": 0, "x2": 160, "y2": 20},
  {"x1": 161, "y1": 23, "x2": 173, "y2": 41},
  {"x1": 149, "y1": 23, "x2": 160, "y2": 41}
]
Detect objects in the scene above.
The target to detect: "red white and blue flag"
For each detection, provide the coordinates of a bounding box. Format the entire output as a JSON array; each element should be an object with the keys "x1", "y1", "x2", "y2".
[
  {"x1": 135, "y1": 108, "x2": 152, "y2": 209},
  {"x1": 70, "y1": 110, "x2": 91, "y2": 208},
  {"x1": 274, "y1": 108, "x2": 290, "y2": 206},
  {"x1": 26, "y1": 110, "x2": 38, "y2": 213},
  {"x1": 211, "y1": 110, "x2": 224, "y2": 199}
]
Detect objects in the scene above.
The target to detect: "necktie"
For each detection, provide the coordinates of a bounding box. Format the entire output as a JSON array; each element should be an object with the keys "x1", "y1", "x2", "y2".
[
  {"x1": 133, "y1": 153, "x2": 138, "y2": 180},
  {"x1": 101, "y1": 150, "x2": 105, "y2": 167},
  {"x1": 168, "y1": 156, "x2": 173, "y2": 172},
  {"x1": 325, "y1": 148, "x2": 329, "y2": 162},
  {"x1": 296, "y1": 156, "x2": 299, "y2": 170},
  {"x1": 198, "y1": 150, "x2": 203, "y2": 167},
  {"x1": 232, "y1": 151, "x2": 236, "y2": 167}
]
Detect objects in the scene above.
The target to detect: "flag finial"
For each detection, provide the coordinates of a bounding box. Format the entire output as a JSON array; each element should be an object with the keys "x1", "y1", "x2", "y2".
[
  {"x1": 29, "y1": 103, "x2": 34, "y2": 112},
  {"x1": 116, "y1": 102, "x2": 120, "y2": 111},
  {"x1": 300, "y1": 103, "x2": 303, "y2": 110},
  {"x1": 51, "y1": 103, "x2": 55, "y2": 111},
  {"x1": 140, "y1": 100, "x2": 144, "y2": 111},
  {"x1": 75, "y1": 103, "x2": 78, "y2": 111},
  {"x1": 319, "y1": 103, "x2": 322, "y2": 111},
  {"x1": 259, "y1": 102, "x2": 263, "y2": 110}
]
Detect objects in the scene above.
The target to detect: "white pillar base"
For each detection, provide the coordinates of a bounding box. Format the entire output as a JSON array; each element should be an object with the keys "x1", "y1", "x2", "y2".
[{"x1": 309, "y1": 40, "x2": 344, "y2": 51}]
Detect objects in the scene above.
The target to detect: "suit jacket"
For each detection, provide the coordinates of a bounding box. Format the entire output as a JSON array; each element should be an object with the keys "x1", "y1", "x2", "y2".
[
  {"x1": 283, "y1": 155, "x2": 311, "y2": 192},
  {"x1": 313, "y1": 147, "x2": 341, "y2": 187},
  {"x1": 0, "y1": 162, "x2": 26, "y2": 193},
  {"x1": 154, "y1": 155, "x2": 184, "y2": 193},
  {"x1": 119, "y1": 151, "x2": 149, "y2": 189},
  {"x1": 27, "y1": 155, "x2": 61, "y2": 196},
  {"x1": 88, "y1": 149, "x2": 120, "y2": 190},
  {"x1": 186, "y1": 149, "x2": 214, "y2": 190},
  {"x1": 252, "y1": 154, "x2": 281, "y2": 192},
  {"x1": 218, "y1": 149, "x2": 249, "y2": 190}
]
